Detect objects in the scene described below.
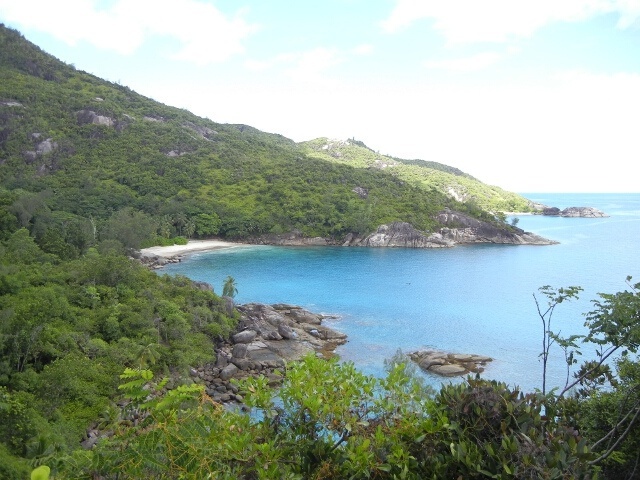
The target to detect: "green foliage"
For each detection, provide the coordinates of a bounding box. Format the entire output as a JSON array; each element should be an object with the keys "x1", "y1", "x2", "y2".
[
  {"x1": 30, "y1": 465, "x2": 51, "y2": 480},
  {"x1": 222, "y1": 275, "x2": 238, "y2": 298},
  {"x1": 0, "y1": 23, "x2": 530, "y2": 255},
  {"x1": 301, "y1": 137, "x2": 536, "y2": 214},
  {"x1": 0, "y1": 442, "x2": 31, "y2": 480},
  {"x1": 55, "y1": 356, "x2": 597, "y2": 479},
  {"x1": 533, "y1": 285, "x2": 583, "y2": 395},
  {"x1": 534, "y1": 279, "x2": 640, "y2": 478},
  {"x1": 0, "y1": 237, "x2": 237, "y2": 469}
]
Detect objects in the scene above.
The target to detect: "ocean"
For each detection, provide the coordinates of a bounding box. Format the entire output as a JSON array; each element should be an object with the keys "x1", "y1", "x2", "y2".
[{"x1": 162, "y1": 193, "x2": 640, "y2": 392}]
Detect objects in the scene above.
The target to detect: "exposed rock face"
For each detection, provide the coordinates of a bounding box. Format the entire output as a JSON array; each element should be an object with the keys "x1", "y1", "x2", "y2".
[
  {"x1": 76, "y1": 109, "x2": 115, "y2": 127},
  {"x1": 1, "y1": 100, "x2": 23, "y2": 107},
  {"x1": 410, "y1": 350, "x2": 493, "y2": 377},
  {"x1": 434, "y1": 210, "x2": 556, "y2": 245},
  {"x1": 137, "y1": 251, "x2": 182, "y2": 269},
  {"x1": 344, "y1": 211, "x2": 556, "y2": 248},
  {"x1": 251, "y1": 208, "x2": 555, "y2": 248},
  {"x1": 192, "y1": 303, "x2": 347, "y2": 404},
  {"x1": 182, "y1": 121, "x2": 217, "y2": 140},
  {"x1": 35, "y1": 138, "x2": 57, "y2": 155},
  {"x1": 356, "y1": 222, "x2": 452, "y2": 248},
  {"x1": 23, "y1": 134, "x2": 58, "y2": 164},
  {"x1": 352, "y1": 186, "x2": 368, "y2": 199},
  {"x1": 254, "y1": 230, "x2": 328, "y2": 246},
  {"x1": 543, "y1": 206, "x2": 608, "y2": 218}
]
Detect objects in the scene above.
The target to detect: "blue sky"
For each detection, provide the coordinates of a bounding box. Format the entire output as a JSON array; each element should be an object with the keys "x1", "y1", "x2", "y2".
[{"x1": 1, "y1": 0, "x2": 639, "y2": 192}]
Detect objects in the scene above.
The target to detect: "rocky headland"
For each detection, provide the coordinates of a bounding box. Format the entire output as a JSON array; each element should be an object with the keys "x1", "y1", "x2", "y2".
[
  {"x1": 541, "y1": 206, "x2": 608, "y2": 218},
  {"x1": 254, "y1": 208, "x2": 556, "y2": 248},
  {"x1": 191, "y1": 303, "x2": 347, "y2": 404},
  {"x1": 409, "y1": 350, "x2": 493, "y2": 377}
]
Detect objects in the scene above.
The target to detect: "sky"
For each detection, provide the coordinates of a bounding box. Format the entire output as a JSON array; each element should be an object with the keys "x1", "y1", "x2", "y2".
[{"x1": 1, "y1": 0, "x2": 639, "y2": 193}]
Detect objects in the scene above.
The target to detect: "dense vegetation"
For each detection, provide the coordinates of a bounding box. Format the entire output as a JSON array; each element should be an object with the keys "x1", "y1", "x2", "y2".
[
  {"x1": 0, "y1": 24, "x2": 512, "y2": 257},
  {"x1": 301, "y1": 138, "x2": 535, "y2": 213},
  {"x1": 24, "y1": 283, "x2": 635, "y2": 480},
  {"x1": 0, "y1": 230, "x2": 238, "y2": 478},
  {"x1": 0, "y1": 24, "x2": 638, "y2": 479}
]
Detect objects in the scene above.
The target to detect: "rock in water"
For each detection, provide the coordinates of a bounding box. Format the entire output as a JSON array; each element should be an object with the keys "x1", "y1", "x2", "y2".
[{"x1": 409, "y1": 350, "x2": 493, "y2": 377}]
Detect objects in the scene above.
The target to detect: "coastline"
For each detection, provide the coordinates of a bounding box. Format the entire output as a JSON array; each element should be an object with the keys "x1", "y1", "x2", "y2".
[{"x1": 139, "y1": 239, "x2": 246, "y2": 259}]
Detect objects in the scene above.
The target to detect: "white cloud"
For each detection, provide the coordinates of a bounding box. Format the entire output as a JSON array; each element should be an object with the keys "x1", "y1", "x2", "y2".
[
  {"x1": 244, "y1": 44, "x2": 371, "y2": 83},
  {"x1": 425, "y1": 51, "x2": 503, "y2": 72},
  {"x1": 0, "y1": 0, "x2": 257, "y2": 63},
  {"x1": 381, "y1": 0, "x2": 640, "y2": 43},
  {"x1": 244, "y1": 53, "x2": 296, "y2": 72},
  {"x1": 284, "y1": 47, "x2": 343, "y2": 83},
  {"x1": 352, "y1": 43, "x2": 374, "y2": 55}
]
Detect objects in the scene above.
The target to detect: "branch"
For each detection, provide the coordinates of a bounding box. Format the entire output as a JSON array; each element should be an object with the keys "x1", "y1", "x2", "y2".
[
  {"x1": 558, "y1": 345, "x2": 619, "y2": 397},
  {"x1": 591, "y1": 397, "x2": 640, "y2": 450},
  {"x1": 589, "y1": 403, "x2": 640, "y2": 465}
]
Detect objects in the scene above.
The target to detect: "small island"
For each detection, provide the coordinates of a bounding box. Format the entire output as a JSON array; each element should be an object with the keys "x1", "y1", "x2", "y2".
[{"x1": 541, "y1": 206, "x2": 608, "y2": 218}]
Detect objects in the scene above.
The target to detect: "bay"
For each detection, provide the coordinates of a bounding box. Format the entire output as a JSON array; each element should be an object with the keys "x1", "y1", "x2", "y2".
[{"x1": 163, "y1": 193, "x2": 640, "y2": 392}]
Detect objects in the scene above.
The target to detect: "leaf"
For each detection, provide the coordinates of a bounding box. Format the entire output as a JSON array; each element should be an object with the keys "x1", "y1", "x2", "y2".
[{"x1": 31, "y1": 465, "x2": 50, "y2": 480}]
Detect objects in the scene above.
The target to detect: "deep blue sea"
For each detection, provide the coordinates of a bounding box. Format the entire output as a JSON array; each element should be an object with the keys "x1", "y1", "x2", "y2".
[{"x1": 163, "y1": 193, "x2": 640, "y2": 393}]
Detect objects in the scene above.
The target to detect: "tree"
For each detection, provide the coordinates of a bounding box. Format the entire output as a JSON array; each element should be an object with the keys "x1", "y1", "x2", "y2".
[
  {"x1": 535, "y1": 278, "x2": 640, "y2": 476},
  {"x1": 533, "y1": 285, "x2": 582, "y2": 395},
  {"x1": 222, "y1": 276, "x2": 237, "y2": 299},
  {"x1": 194, "y1": 213, "x2": 221, "y2": 237},
  {"x1": 183, "y1": 218, "x2": 196, "y2": 239},
  {"x1": 101, "y1": 208, "x2": 157, "y2": 250},
  {"x1": 52, "y1": 356, "x2": 596, "y2": 479}
]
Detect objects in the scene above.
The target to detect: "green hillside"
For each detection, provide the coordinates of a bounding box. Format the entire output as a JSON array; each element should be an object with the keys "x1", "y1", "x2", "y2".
[
  {"x1": 301, "y1": 138, "x2": 534, "y2": 213},
  {"x1": 0, "y1": 24, "x2": 638, "y2": 480},
  {"x1": 0, "y1": 24, "x2": 524, "y2": 257}
]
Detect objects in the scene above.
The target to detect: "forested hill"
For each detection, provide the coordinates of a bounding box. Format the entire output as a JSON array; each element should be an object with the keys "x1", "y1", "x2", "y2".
[
  {"x1": 301, "y1": 138, "x2": 533, "y2": 212},
  {"x1": 2, "y1": 25, "x2": 639, "y2": 480},
  {"x1": 0, "y1": 24, "x2": 534, "y2": 255}
]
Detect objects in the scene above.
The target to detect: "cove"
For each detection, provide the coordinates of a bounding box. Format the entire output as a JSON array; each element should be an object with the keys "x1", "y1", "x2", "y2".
[{"x1": 163, "y1": 193, "x2": 640, "y2": 393}]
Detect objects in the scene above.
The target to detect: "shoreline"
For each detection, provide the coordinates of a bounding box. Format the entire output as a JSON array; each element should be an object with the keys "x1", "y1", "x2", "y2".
[{"x1": 139, "y1": 239, "x2": 247, "y2": 259}]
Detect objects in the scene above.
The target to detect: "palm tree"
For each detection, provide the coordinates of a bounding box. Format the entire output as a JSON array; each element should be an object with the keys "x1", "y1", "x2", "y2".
[
  {"x1": 222, "y1": 276, "x2": 238, "y2": 298},
  {"x1": 136, "y1": 343, "x2": 161, "y2": 369},
  {"x1": 183, "y1": 218, "x2": 196, "y2": 238}
]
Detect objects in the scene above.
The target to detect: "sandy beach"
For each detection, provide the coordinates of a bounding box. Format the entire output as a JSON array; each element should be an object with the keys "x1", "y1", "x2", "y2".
[{"x1": 139, "y1": 239, "x2": 245, "y2": 258}]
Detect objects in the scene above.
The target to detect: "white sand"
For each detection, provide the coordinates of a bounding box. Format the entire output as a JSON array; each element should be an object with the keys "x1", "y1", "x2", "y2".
[{"x1": 140, "y1": 239, "x2": 245, "y2": 258}]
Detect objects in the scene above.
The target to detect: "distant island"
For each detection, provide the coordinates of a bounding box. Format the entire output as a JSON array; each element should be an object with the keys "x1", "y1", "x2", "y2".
[{"x1": 540, "y1": 206, "x2": 609, "y2": 218}]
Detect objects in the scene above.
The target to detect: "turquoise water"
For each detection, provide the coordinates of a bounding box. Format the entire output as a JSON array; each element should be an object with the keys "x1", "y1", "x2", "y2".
[{"x1": 163, "y1": 193, "x2": 640, "y2": 392}]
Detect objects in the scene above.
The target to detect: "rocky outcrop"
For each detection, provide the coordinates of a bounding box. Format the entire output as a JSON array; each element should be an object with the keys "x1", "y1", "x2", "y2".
[
  {"x1": 433, "y1": 210, "x2": 556, "y2": 245},
  {"x1": 1, "y1": 100, "x2": 23, "y2": 107},
  {"x1": 409, "y1": 350, "x2": 493, "y2": 377},
  {"x1": 353, "y1": 222, "x2": 452, "y2": 248},
  {"x1": 343, "y1": 211, "x2": 556, "y2": 248},
  {"x1": 543, "y1": 207, "x2": 608, "y2": 218},
  {"x1": 23, "y1": 134, "x2": 58, "y2": 163},
  {"x1": 191, "y1": 303, "x2": 347, "y2": 404},
  {"x1": 254, "y1": 230, "x2": 329, "y2": 246},
  {"x1": 182, "y1": 121, "x2": 217, "y2": 140},
  {"x1": 136, "y1": 251, "x2": 183, "y2": 269},
  {"x1": 76, "y1": 109, "x2": 115, "y2": 127}
]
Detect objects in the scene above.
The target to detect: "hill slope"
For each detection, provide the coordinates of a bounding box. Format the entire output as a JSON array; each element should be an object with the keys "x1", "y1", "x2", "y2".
[
  {"x1": 0, "y1": 24, "x2": 534, "y2": 257},
  {"x1": 301, "y1": 138, "x2": 534, "y2": 213}
]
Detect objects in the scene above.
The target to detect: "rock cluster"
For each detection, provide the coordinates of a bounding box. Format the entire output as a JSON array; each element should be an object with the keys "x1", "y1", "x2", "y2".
[
  {"x1": 409, "y1": 350, "x2": 493, "y2": 377},
  {"x1": 23, "y1": 133, "x2": 58, "y2": 163},
  {"x1": 254, "y1": 230, "x2": 329, "y2": 246},
  {"x1": 542, "y1": 206, "x2": 608, "y2": 218},
  {"x1": 192, "y1": 303, "x2": 347, "y2": 404},
  {"x1": 342, "y1": 213, "x2": 556, "y2": 248},
  {"x1": 137, "y1": 251, "x2": 183, "y2": 268},
  {"x1": 76, "y1": 109, "x2": 116, "y2": 127}
]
